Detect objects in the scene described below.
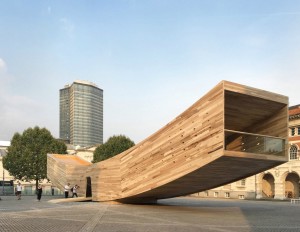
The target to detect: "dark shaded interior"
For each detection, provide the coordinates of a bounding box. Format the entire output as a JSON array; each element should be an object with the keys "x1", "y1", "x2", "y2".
[{"x1": 224, "y1": 90, "x2": 286, "y2": 134}]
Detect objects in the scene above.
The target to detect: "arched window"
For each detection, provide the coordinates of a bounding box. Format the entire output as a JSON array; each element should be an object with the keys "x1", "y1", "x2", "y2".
[{"x1": 290, "y1": 145, "x2": 298, "y2": 160}]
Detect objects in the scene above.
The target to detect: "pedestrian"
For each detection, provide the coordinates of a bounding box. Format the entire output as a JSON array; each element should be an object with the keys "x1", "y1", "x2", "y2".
[
  {"x1": 36, "y1": 184, "x2": 43, "y2": 201},
  {"x1": 72, "y1": 184, "x2": 79, "y2": 198},
  {"x1": 16, "y1": 182, "x2": 22, "y2": 200},
  {"x1": 64, "y1": 183, "x2": 71, "y2": 198}
]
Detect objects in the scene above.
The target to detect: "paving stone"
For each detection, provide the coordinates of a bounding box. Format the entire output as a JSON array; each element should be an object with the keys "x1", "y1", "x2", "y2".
[{"x1": 1, "y1": 196, "x2": 300, "y2": 231}]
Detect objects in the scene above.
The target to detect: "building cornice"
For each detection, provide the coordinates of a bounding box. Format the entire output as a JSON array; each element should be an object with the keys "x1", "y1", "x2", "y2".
[{"x1": 289, "y1": 114, "x2": 300, "y2": 120}]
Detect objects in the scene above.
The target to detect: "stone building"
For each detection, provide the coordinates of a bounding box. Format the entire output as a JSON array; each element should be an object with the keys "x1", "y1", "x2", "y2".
[
  {"x1": 194, "y1": 104, "x2": 300, "y2": 200},
  {"x1": 66, "y1": 144, "x2": 96, "y2": 162},
  {"x1": 0, "y1": 141, "x2": 13, "y2": 194}
]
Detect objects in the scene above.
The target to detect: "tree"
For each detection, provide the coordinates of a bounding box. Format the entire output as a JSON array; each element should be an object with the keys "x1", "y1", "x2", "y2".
[
  {"x1": 3, "y1": 126, "x2": 67, "y2": 188},
  {"x1": 93, "y1": 135, "x2": 135, "y2": 162}
]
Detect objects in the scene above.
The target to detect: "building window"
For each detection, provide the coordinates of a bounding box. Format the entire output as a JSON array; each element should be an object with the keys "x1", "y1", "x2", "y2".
[
  {"x1": 237, "y1": 179, "x2": 246, "y2": 187},
  {"x1": 298, "y1": 127, "x2": 300, "y2": 135},
  {"x1": 240, "y1": 179, "x2": 246, "y2": 186},
  {"x1": 204, "y1": 191, "x2": 209, "y2": 197},
  {"x1": 290, "y1": 145, "x2": 298, "y2": 160},
  {"x1": 238, "y1": 195, "x2": 245, "y2": 199},
  {"x1": 291, "y1": 128, "x2": 295, "y2": 136},
  {"x1": 225, "y1": 192, "x2": 230, "y2": 198},
  {"x1": 214, "y1": 192, "x2": 219, "y2": 197}
]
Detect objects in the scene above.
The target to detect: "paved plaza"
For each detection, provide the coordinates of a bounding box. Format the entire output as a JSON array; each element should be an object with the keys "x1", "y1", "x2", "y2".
[{"x1": 1, "y1": 196, "x2": 300, "y2": 232}]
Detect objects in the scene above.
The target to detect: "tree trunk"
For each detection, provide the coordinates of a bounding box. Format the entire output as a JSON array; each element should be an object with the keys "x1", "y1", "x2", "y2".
[{"x1": 36, "y1": 178, "x2": 39, "y2": 194}]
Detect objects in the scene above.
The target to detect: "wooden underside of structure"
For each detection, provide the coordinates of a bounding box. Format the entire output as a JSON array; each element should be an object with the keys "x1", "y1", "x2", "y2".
[
  {"x1": 48, "y1": 80, "x2": 289, "y2": 203},
  {"x1": 119, "y1": 155, "x2": 284, "y2": 203}
]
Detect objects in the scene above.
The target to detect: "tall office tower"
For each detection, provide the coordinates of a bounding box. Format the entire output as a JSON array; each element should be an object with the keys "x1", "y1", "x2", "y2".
[{"x1": 59, "y1": 80, "x2": 103, "y2": 147}]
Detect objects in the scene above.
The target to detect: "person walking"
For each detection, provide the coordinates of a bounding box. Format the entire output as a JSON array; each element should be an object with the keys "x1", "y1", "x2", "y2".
[
  {"x1": 72, "y1": 184, "x2": 79, "y2": 198},
  {"x1": 64, "y1": 183, "x2": 71, "y2": 198},
  {"x1": 36, "y1": 184, "x2": 43, "y2": 201},
  {"x1": 16, "y1": 182, "x2": 22, "y2": 200}
]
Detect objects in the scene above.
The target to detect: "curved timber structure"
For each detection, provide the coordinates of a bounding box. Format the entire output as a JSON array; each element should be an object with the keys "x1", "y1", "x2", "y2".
[{"x1": 48, "y1": 81, "x2": 289, "y2": 203}]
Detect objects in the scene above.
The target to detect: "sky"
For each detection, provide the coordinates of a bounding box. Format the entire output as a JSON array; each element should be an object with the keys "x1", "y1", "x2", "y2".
[{"x1": 0, "y1": 0, "x2": 300, "y2": 144}]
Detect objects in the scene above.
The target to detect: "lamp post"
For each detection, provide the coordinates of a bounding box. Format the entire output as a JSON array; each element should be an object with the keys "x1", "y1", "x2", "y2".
[
  {"x1": 1, "y1": 158, "x2": 4, "y2": 195},
  {"x1": 255, "y1": 174, "x2": 257, "y2": 199},
  {"x1": 2, "y1": 168, "x2": 4, "y2": 195}
]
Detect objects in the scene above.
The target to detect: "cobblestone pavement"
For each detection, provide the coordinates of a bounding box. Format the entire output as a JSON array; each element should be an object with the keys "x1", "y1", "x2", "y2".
[{"x1": 1, "y1": 196, "x2": 300, "y2": 231}]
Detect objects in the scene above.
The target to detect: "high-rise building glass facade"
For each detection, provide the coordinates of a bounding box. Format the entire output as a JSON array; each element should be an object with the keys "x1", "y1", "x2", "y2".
[{"x1": 59, "y1": 80, "x2": 103, "y2": 147}]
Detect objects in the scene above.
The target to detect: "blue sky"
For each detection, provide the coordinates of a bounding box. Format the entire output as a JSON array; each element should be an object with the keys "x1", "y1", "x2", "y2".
[{"x1": 0, "y1": 0, "x2": 300, "y2": 144}]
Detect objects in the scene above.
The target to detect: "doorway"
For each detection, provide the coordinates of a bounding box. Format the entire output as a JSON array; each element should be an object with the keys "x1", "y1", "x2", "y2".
[
  {"x1": 86, "y1": 177, "x2": 92, "y2": 197},
  {"x1": 285, "y1": 173, "x2": 299, "y2": 198},
  {"x1": 262, "y1": 173, "x2": 275, "y2": 198}
]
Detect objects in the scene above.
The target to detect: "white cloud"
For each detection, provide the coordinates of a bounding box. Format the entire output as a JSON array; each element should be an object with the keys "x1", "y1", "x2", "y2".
[
  {"x1": 0, "y1": 60, "x2": 46, "y2": 140},
  {"x1": 0, "y1": 90, "x2": 45, "y2": 140},
  {"x1": 0, "y1": 58, "x2": 7, "y2": 72},
  {"x1": 0, "y1": 58, "x2": 11, "y2": 91}
]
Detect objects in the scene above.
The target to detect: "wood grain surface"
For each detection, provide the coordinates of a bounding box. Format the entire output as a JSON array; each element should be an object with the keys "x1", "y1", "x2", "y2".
[{"x1": 47, "y1": 80, "x2": 289, "y2": 203}]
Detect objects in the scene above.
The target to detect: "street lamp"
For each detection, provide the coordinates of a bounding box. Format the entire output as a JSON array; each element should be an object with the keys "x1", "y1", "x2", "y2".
[{"x1": 2, "y1": 168, "x2": 4, "y2": 195}]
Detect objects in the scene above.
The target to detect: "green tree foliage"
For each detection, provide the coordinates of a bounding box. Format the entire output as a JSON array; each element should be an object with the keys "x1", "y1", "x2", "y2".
[
  {"x1": 3, "y1": 126, "x2": 67, "y2": 188},
  {"x1": 93, "y1": 135, "x2": 135, "y2": 162}
]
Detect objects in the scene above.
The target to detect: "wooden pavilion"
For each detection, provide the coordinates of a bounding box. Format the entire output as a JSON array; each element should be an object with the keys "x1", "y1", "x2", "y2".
[{"x1": 48, "y1": 80, "x2": 289, "y2": 203}]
